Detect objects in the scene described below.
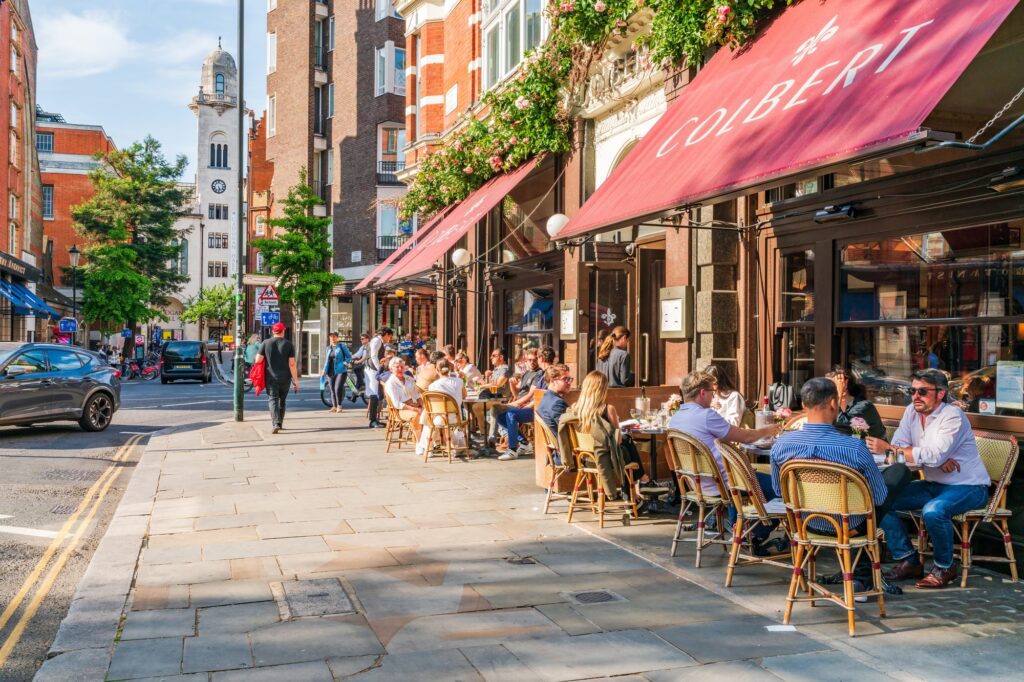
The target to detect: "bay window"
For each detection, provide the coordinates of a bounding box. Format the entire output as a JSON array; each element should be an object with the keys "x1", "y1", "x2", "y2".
[
  {"x1": 375, "y1": 43, "x2": 405, "y2": 96},
  {"x1": 483, "y1": 0, "x2": 549, "y2": 91}
]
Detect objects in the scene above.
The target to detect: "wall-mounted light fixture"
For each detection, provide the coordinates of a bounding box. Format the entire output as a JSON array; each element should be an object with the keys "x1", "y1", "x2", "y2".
[{"x1": 813, "y1": 203, "x2": 857, "y2": 224}]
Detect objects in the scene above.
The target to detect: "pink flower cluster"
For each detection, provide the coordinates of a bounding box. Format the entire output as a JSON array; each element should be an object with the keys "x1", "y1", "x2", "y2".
[
  {"x1": 716, "y1": 4, "x2": 731, "y2": 23},
  {"x1": 514, "y1": 95, "x2": 531, "y2": 110},
  {"x1": 559, "y1": 1, "x2": 574, "y2": 13},
  {"x1": 488, "y1": 155, "x2": 503, "y2": 171},
  {"x1": 594, "y1": 1, "x2": 606, "y2": 12},
  {"x1": 849, "y1": 417, "x2": 870, "y2": 435},
  {"x1": 463, "y1": 166, "x2": 475, "y2": 175}
]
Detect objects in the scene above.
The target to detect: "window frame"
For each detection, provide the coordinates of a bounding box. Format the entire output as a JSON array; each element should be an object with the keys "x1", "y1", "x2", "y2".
[
  {"x1": 35, "y1": 131, "x2": 54, "y2": 152},
  {"x1": 267, "y1": 95, "x2": 276, "y2": 136},
  {"x1": 482, "y1": 0, "x2": 549, "y2": 91},
  {"x1": 267, "y1": 32, "x2": 277, "y2": 74},
  {"x1": 328, "y1": 17, "x2": 335, "y2": 51},
  {"x1": 327, "y1": 83, "x2": 334, "y2": 118},
  {"x1": 41, "y1": 184, "x2": 53, "y2": 220}
]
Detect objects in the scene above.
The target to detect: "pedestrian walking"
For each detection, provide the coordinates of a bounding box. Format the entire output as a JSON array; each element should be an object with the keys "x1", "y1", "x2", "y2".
[
  {"x1": 321, "y1": 330, "x2": 352, "y2": 413},
  {"x1": 364, "y1": 327, "x2": 394, "y2": 428},
  {"x1": 255, "y1": 322, "x2": 299, "y2": 433}
]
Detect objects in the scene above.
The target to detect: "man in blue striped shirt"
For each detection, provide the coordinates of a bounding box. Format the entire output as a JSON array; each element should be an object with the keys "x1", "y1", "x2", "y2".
[{"x1": 771, "y1": 378, "x2": 910, "y2": 591}]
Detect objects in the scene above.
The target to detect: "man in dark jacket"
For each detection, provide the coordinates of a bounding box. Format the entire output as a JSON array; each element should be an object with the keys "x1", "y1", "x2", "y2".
[{"x1": 255, "y1": 322, "x2": 299, "y2": 433}]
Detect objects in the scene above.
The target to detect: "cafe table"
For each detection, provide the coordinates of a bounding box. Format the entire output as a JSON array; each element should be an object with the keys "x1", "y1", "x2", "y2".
[
  {"x1": 463, "y1": 393, "x2": 509, "y2": 441},
  {"x1": 624, "y1": 426, "x2": 681, "y2": 507}
]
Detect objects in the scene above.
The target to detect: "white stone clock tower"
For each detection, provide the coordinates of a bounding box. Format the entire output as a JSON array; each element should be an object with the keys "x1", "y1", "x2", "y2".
[{"x1": 188, "y1": 42, "x2": 241, "y2": 286}]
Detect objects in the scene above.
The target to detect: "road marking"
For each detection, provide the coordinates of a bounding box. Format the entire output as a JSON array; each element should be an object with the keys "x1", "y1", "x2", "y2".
[
  {"x1": 0, "y1": 525, "x2": 60, "y2": 539},
  {"x1": 0, "y1": 433, "x2": 143, "y2": 666},
  {"x1": 0, "y1": 514, "x2": 12, "y2": 520}
]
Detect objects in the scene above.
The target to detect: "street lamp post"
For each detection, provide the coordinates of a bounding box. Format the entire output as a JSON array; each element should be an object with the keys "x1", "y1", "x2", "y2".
[
  {"x1": 69, "y1": 244, "x2": 80, "y2": 346},
  {"x1": 233, "y1": 0, "x2": 246, "y2": 421}
]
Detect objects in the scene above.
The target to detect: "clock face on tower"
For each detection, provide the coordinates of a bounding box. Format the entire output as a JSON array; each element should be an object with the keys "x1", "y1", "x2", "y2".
[{"x1": 211, "y1": 179, "x2": 227, "y2": 194}]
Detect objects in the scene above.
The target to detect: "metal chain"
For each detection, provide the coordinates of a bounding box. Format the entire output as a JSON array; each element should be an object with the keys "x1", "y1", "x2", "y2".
[{"x1": 967, "y1": 85, "x2": 1024, "y2": 144}]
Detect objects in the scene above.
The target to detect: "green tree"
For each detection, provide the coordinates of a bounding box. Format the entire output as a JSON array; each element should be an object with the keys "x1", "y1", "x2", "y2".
[
  {"x1": 252, "y1": 169, "x2": 342, "y2": 362},
  {"x1": 81, "y1": 222, "x2": 159, "y2": 333},
  {"x1": 180, "y1": 283, "x2": 236, "y2": 339},
  {"x1": 73, "y1": 136, "x2": 190, "y2": 310}
]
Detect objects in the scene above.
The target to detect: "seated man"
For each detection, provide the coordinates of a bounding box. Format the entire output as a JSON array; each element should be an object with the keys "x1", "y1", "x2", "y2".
[
  {"x1": 383, "y1": 356, "x2": 423, "y2": 446},
  {"x1": 470, "y1": 349, "x2": 511, "y2": 449},
  {"x1": 496, "y1": 348, "x2": 547, "y2": 461},
  {"x1": 670, "y1": 371, "x2": 780, "y2": 546},
  {"x1": 771, "y1": 377, "x2": 911, "y2": 593},
  {"x1": 866, "y1": 369, "x2": 990, "y2": 589},
  {"x1": 537, "y1": 363, "x2": 572, "y2": 465}
]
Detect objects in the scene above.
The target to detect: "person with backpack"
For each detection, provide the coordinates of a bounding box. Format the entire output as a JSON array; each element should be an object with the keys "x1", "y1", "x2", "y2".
[
  {"x1": 322, "y1": 331, "x2": 353, "y2": 413},
  {"x1": 364, "y1": 327, "x2": 394, "y2": 428}
]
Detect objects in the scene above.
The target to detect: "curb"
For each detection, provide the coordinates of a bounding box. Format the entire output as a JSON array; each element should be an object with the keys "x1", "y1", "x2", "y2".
[{"x1": 32, "y1": 424, "x2": 205, "y2": 682}]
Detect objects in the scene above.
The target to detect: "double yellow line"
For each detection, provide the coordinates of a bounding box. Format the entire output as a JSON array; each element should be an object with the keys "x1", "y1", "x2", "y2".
[{"x1": 0, "y1": 433, "x2": 145, "y2": 668}]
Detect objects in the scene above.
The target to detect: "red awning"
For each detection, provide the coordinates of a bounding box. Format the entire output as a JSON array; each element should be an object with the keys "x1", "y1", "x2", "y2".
[
  {"x1": 379, "y1": 158, "x2": 540, "y2": 284},
  {"x1": 352, "y1": 210, "x2": 450, "y2": 292},
  {"x1": 560, "y1": 0, "x2": 1019, "y2": 240}
]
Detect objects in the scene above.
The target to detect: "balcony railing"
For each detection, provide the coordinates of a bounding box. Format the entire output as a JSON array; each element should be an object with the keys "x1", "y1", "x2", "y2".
[
  {"x1": 310, "y1": 181, "x2": 330, "y2": 203},
  {"x1": 377, "y1": 160, "x2": 405, "y2": 185},
  {"x1": 193, "y1": 91, "x2": 237, "y2": 106},
  {"x1": 376, "y1": 233, "x2": 409, "y2": 261},
  {"x1": 313, "y1": 46, "x2": 326, "y2": 70}
]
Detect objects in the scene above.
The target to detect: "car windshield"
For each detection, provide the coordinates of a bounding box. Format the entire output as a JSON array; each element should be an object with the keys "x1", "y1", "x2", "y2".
[
  {"x1": 163, "y1": 342, "x2": 202, "y2": 361},
  {"x1": 0, "y1": 343, "x2": 22, "y2": 366}
]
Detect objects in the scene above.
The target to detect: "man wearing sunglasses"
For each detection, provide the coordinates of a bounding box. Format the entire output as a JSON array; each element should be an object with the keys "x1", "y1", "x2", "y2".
[
  {"x1": 537, "y1": 364, "x2": 572, "y2": 465},
  {"x1": 866, "y1": 369, "x2": 990, "y2": 589}
]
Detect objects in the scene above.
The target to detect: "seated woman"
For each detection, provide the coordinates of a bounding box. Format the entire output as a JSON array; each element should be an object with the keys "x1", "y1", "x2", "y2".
[
  {"x1": 705, "y1": 364, "x2": 746, "y2": 427},
  {"x1": 558, "y1": 371, "x2": 645, "y2": 500},
  {"x1": 383, "y1": 356, "x2": 423, "y2": 445},
  {"x1": 454, "y1": 350, "x2": 484, "y2": 384},
  {"x1": 418, "y1": 358, "x2": 469, "y2": 452},
  {"x1": 826, "y1": 366, "x2": 885, "y2": 439}
]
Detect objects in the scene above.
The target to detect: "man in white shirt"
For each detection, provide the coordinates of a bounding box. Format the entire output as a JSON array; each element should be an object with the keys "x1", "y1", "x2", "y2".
[
  {"x1": 867, "y1": 369, "x2": 989, "y2": 589},
  {"x1": 383, "y1": 356, "x2": 422, "y2": 443},
  {"x1": 364, "y1": 327, "x2": 393, "y2": 428}
]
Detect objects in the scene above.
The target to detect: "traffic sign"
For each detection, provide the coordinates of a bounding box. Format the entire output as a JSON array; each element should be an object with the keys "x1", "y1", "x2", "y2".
[
  {"x1": 221, "y1": 335, "x2": 235, "y2": 344},
  {"x1": 257, "y1": 285, "x2": 279, "y2": 305},
  {"x1": 121, "y1": 329, "x2": 132, "y2": 338},
  {"x1": 135, "y1": 335, "x2": 145, "y2": 345},
  {"x1": 58, "y1": 318, "x2": 78, "y2": 333},
  {"x1": 260, "y1": 311, "x2": 281, "y2": 326}
]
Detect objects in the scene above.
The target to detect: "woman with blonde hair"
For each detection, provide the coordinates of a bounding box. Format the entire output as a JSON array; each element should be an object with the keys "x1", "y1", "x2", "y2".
[
  {"x1": 595, "y1": 325, "x2": 633, "y2": 388},
  {"x1": 559, "y1": 371, "x2": 648, "y2": 500}
]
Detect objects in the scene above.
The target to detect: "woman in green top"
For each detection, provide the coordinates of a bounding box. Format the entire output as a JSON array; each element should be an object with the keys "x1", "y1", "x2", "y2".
[
  {"x1": 825, "y1": 366, "x2": 885, "y2": 439},
  {"x1": 243, "y1": 334, "x2": 260, "y2": 366}
]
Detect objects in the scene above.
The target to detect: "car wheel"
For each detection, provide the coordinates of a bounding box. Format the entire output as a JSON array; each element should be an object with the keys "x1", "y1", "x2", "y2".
[
  {"x1": 79, "y1": 392, "x2": 115, "y2": 432},
  {"x1": 161, "y1": 377, "x2": 169, "y2": 384}
]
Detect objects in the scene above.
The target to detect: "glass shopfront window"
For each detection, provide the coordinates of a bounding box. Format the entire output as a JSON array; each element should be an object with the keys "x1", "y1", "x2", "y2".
[
  {"x1": 505, "y1": 285, "x2": 553, "y2": 357},
  {"x1": 782, "y1": 250, "x2": 814, "y2": 322},
  {"x1": 778, "y1": 250, "x2": 816, "y2": 398},
  {"x1": 838, "y1": 221, "x2": 1024, "y2": 416}
]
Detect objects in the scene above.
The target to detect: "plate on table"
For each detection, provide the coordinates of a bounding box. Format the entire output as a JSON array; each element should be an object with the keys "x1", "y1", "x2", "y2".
[
  {"x1": 873, "y1": 454, "x2": 887, "y2": 466},
  {"x1": 752, "y1": 437, "x2": 775, "y2": 449}
]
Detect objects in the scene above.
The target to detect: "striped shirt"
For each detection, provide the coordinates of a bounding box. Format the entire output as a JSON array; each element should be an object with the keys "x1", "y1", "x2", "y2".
[{"x1": 770, "y1": 423, "x2": 888, "y2": 531}]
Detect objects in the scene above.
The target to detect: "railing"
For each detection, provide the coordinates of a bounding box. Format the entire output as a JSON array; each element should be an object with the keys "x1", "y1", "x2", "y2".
[
  {"x1": 309, "y1": 181, "x2": 330, "y2": 203},
  {"x1": 313, "y1": 46, "x2": 326, "y2": 70},
  {"x1": 376, "y1": 233, "x2": 409, "y2": 261},
  {"x1": 377, "y1": 160, "x2": 405, "y2": 185},
  {"x1": 193, "y1": 91, "x2": 237, "y2": 106}
]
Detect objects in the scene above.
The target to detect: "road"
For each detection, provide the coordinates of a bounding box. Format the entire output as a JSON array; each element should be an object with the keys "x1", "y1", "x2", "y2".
[{"x1": 0, "y1": 373, "x2": 329, "y2": 681}]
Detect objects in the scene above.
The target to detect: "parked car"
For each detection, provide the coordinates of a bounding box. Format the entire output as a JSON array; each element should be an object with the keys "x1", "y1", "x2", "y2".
[
  {"x1": 160, "y1": 340, "x2": 212, "y2": 384},
  {"x1": 0, "y1": 342, "x2": 121, "y2": 431}
]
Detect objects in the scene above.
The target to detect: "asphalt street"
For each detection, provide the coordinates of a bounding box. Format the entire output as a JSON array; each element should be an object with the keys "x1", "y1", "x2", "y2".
[{"x1": 0, "y1": 372, "x2": 330, "y2": 681}]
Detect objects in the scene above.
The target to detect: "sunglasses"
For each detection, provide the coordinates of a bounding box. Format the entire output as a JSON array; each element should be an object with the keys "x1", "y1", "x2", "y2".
[{"x1": 910, "y1": 387, "x2": 940, "y2": 397}]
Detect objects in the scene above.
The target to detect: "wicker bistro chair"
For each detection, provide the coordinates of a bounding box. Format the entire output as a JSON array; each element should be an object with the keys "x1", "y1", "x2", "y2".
[
  {"x1": 954, "y1": 433, "x2": 1019, "y2": 587},
  {"x1": 664, "y1": 429, "x2": 732, "y2": 567},
  {"x1": 535, "y1": 417, "x2": 571, "y2": 514},
  {"x1": 779, "y1": 460, "x2": 886, "y2": 637},
  {"x1": 565, "y1": 420, "x2": 640, "y2": 528},
  {"x1": 383, "y1": 391, "x2": 416, "y2": 453},
  {"x1": 719, "y1": 442, "x2": 794, "y2": 586},
  {"x1": 784, "y1": 414, "x2": 808, "y2": 431},
  {"x1": 420, "y1": 391, "x2": 472, "y2": 463}
]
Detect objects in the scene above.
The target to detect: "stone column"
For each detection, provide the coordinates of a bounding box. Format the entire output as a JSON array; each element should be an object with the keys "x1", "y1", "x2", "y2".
[{"x1": 694, "y1": 203, "x2": 739, "y2": 378}]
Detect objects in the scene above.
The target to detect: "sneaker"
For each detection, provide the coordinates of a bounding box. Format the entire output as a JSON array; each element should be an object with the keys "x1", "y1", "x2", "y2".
[
  {"x1": 497, "y1": 449, "x2": 519, "y2": 461},
  {"x1": 271, "y1": 426, "x2": 280, "y2": 434}
]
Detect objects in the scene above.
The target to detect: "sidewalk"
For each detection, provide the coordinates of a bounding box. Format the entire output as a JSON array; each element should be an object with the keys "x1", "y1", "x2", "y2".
[{"x1": 37, "y1": 408, "x2": 1024, "y2": 681}]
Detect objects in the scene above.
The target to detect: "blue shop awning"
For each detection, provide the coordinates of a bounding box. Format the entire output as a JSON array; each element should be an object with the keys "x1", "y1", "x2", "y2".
[
  {"x1": 0, "y1": 281, "x2": 61, "y2": 319},
  {"x1": 0, "y1": 280, "x2": 33, "y2": 315}
]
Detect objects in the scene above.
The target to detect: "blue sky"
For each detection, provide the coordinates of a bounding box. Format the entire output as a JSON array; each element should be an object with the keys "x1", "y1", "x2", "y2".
[{"x1": 35, "y1": 0, "x2": 267, "y2": 178}]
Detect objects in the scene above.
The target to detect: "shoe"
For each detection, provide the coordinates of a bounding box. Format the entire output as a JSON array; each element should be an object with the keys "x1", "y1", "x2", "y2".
[
  {"x1": 884, "y1": 558, "x2": 924, "y2": 582},
  {"x1": 271, "y1": 426, "x2": 280, "y2": 434},
  {"x1": 915, "y1": 565, "x2": 958, "y2": 589},
  {"x1": 369, "y1": 421, "x2": 382, "y2": 429},
  {"x1": 497, "y1": 449, "x2": 519, "y2": 461}
]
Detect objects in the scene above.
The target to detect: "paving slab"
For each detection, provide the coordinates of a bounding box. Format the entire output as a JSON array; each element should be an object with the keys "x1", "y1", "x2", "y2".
[
  {"x1": 182, "y1": 633, "x2": 252, "y2": 673},
  {"x1": 212, "y1": 660, "x2": 335, "y2": 682},
  {"x1": 106, "y1": 636, "x2": 184, "y2": 681},
  {"x1": 189, "y1": 579, "x2": 274, "y2": 608},
  {"x1": 759, "y1": 650, "x2": 893, "y2": 681},
  {"x1": 656, "y1": 617, "x2": 828, "y2": 664},
  {"x1": 459, "y1": 644, "x2": 545, "y2": 681},
  {"x1": 643, "y1": 660, "x2": 782, "y2": 681},
  {"x1": 381, "y1": 607, "x2": 564, "y2": 653},
  {"x1": 120, "y1": 608, "x2": 197, "y2": 640},
  {"x1": 197, "y1": 601, "x2": 281, "y2": 634},
  {"x1": 344, "y1": 649, "x2": 484, "y2": 681},
  {"x1": 249, "y1": 616, "x2": 385, "y2": 666}
]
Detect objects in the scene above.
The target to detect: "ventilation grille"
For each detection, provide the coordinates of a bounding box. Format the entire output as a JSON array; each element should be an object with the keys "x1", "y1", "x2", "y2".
[{"x1": 562, "y1": 590, "x2": 627, "y2": 606}]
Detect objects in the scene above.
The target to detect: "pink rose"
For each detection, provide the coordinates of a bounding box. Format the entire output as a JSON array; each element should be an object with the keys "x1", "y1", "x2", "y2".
[
  {"x1": 850, "y1": 417, "x2": 870, "y2": 436},
  {"x1": 616, "y1": 20, "x2": 626, "y2": 27},
  {"x1": 463, "y1": 166, "x2": 474, "y2": 174},
  {"x1": 514, "y1": 95, "x2": 530, "y2": 110},
  {"x1": 612, "y1": 28, "x2": 620, "y2": 36},
  {"x1": 488, "y1": 155, "x2": 503, "y2": 171},
  {"x1": 594, "y1": 1, "x2": 606, "y2": 12}
]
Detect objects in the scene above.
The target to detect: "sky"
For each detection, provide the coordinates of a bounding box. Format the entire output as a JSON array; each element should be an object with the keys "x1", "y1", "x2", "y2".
[{"x1": 34, "y1": 0, "x2": 268, "y2": 179}]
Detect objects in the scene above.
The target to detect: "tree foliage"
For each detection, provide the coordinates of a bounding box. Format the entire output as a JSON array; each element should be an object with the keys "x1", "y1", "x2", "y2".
[
  {"x1": 181, "y1": 283, "x2": 236, "y2": 328},
  {"x1": 81, "y1": 222, "x2": 159, "y2": 333},
  {"x1": 73, "y1": 135, "x2": 190, "y2": 306},
  {"x1": 252, "y1": 169, "x2": 342, "y2": 318}
]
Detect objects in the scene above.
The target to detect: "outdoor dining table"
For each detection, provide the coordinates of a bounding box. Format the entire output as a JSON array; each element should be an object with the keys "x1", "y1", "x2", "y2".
[
  {"x1": 462, "y1": 393, "x2": 509, "y2": 440},
  {"x1": 624, "y1": 426, "x2": 681, "y2": 508}
]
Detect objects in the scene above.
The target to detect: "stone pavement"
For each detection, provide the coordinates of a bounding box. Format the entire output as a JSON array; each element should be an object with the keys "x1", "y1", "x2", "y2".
[{"x1": 37, "y1": 408, "x2": 1024, "y2": 681}]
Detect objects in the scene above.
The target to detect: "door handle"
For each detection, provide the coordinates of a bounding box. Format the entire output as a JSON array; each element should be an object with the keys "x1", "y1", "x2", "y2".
[
  {"x1": 40, "y1": 379, "x2": 53, "y2": 386},
  {"x1": 641, "y1": 333, "x2": 650, "y2": 384}
]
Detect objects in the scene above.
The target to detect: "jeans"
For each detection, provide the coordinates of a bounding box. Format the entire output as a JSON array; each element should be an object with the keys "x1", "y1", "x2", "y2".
[
  {"x1": 879, "y1": 480, "x2": 989, "y2": 569},
  {"x1": 488, "y1": 404, "x2": 512, "y2": 441},
  {"x1": 328, "y1": 372, "x2": 347, "y2": 407},
  {"x1": 500, "y1": 407, "x2": 534, "y2": 450},
  {"x1": 267, "y1": 382, "x2": 290, "y2": 428}
]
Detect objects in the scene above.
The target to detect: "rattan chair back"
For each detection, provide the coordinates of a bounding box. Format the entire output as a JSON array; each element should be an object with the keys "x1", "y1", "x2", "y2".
[
  {"x1": 535, "y1": 417, "x2": 561, "y2": 468},
  {"x1": 784, "y1": 414, "x2": 807, "y2": 431},
  {"x1": 974, "y1": 433, "x2": 1018, "y2": 515},
  {"x1": 421, "y1": 391, "x2": 464, "y2": 427},
  {"x1": 666, "y1": 428, "x2": 728, "y2": 499},
  {"x1": 720, "y1": 441, "x2": 769, "y2": 514},
  {"x1": 779, "y1": 460, "x2": 873, "y2": 536}
]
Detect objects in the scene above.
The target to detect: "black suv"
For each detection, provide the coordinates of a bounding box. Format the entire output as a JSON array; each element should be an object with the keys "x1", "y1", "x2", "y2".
[
  {"x1": 0, "y1": 342, "x2": 121, "y2": 431},
  {"x1": 160, "y1": 340, "x2": 212, "y2": 384}
]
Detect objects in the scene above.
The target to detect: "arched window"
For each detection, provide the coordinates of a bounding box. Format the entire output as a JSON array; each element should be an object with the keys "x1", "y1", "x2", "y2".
[
  {"x1": 215, "y1": 73, "x2": 225, "y2": 95},
  {"x1": 210, "y1": 143, "x2": 216, "y2": 167},
  {"x1": 215, "y1": 144, "x2": 222, "y2": 168},
  {"x1": 221, "y1": 144, "x2": 228, "y2": 167}
]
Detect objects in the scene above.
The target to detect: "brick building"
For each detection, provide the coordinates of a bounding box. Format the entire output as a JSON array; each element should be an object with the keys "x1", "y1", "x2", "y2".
[
  {"x1": 244, "y1": 110, "x2": 285, "y2": 340},
  {"x1": 263, "y1": 0, "x2": 407, "y2": 369},
  {"x1": 0, "y1": 0, "x2": 51, "y2": 341}
]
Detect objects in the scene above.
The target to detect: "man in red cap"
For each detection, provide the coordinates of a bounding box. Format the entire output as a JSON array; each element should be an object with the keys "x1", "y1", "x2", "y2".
[{"x1": 255, "y1": 322, "x2": 299, "y2": 433}]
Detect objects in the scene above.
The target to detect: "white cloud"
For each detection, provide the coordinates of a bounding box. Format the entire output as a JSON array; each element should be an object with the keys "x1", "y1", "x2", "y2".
[
  {"x1": 154, "y1": 30, "x2": 222, "y2": 67},
  {"x1": 38, "y1": 9, "x2": 138, "y2": 79}
]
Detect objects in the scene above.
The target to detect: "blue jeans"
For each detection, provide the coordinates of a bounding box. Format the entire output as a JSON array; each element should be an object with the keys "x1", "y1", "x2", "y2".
[
  {"x1": 500, "y1": 407, "x2": 535, "y2": 450},
  {"x1": 879, "y1": 480, "x2": 988, "y2": 569}
]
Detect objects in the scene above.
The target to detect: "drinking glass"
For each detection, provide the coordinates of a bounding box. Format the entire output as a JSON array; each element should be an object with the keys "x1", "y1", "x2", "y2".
[{"x1": 630, "y1": 409, "x2": 641, "y2": 421}]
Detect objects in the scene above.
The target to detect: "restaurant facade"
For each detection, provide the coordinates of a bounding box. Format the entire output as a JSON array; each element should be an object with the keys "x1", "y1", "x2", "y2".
[{"x1": 369, "y1": 0, "x2": 1024, "y2": 533}]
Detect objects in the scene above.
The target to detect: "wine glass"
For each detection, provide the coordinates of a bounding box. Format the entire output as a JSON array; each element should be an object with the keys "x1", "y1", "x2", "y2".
[{"x1": 630, "y1": 409, "x2": 641, "y2": 421}]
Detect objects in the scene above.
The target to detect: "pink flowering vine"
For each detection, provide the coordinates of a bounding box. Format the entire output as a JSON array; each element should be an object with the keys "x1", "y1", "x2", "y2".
[
  {"x1": 594, "y1": 1, "x2": 606, "y2": 12},
  {"x1": 514, "y1": 95, "x2": 530, "y2": 110}
]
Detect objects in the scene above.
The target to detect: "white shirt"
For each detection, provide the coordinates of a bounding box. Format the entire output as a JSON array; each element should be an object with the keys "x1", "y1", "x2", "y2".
[
  {"x1": 712, "y1": 391, "x2": 745, "y2": 427},
  {"x1": 459, "y1": 363, "x2": 483, "y2": 383},
  {"x1": 384, "y1": 373, "x2": 418, "y2": 410},
  {"x1": 890, "y1": 402, "x2": 990, "y2": 486},
  {"x1": 429, "y1": 376, "x2": 465, "y2": 409}
]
